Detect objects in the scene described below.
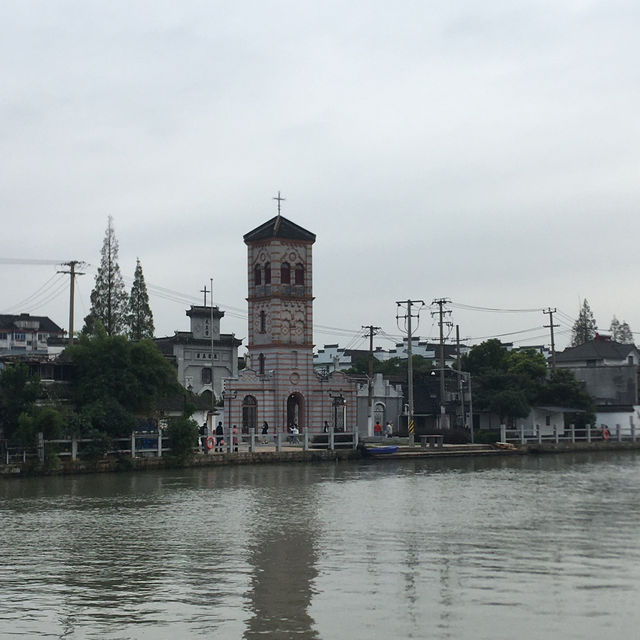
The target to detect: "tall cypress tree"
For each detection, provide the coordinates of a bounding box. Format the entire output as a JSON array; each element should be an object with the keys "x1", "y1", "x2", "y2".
[
  {"x1": 128, "y1": 258, "x2": 154, "y2": 340},
  {"x1": 86, "y1": 216, "x2": 129, "y2": 336},
  {"x1": 610, "y1": 316, "x2": 633, "y2": 343},
  {"x1": 571, "y1": 299, "x2": 597, "y2": 346}
]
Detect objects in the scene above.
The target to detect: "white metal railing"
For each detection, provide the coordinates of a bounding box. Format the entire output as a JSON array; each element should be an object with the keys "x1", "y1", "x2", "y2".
[
  {"x1": 207, "y1": 428, "x2": 359, "y2": 453},
  {"x1": 2, "y1": 426, "x2": 360, "y2": 466},
  {"x1": 500, "y1": 423, "x2": 637, "y2": 445}
]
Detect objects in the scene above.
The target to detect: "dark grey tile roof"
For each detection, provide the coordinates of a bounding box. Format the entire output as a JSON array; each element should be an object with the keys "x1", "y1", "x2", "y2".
[
  {"x1": 243, "y1": 215, "x2": 316, "y2": 243},
  {"x1": 555, "y1": 339, "x2": 637, "y2": 363},
  {"x1": 154, "y1": 333, "x2": 242, "y2": 349},
  {"x1": 0, "y1": 314, "x2": 64, "y2": 333}
]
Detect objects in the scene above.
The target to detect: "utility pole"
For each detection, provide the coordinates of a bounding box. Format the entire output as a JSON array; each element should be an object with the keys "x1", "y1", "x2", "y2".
[
  {"x1": 210, "y1": 278, "x2": 215, "y2": 415},
  {"x1": 432, "y1": 298, "x2": 452, "y2": 429},
  {"x1": 543, "y1": 308, "x2": 559, "y2": 368},
  {"x1": 362, "y1": 324, "x2": 381, "y2": 437},
  {"x1": 57, "y1": 261, "x2": 85, "y2": 344},
  {"x1": 396, "y1": 299, "x2": 424, "y2": 440},
  {"x1": 456, "y1": 324, "x2": 464, "y2": 428}
]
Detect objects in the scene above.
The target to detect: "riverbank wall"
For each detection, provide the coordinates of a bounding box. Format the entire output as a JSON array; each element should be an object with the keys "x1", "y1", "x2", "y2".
[{"x1": 2, "y1": 440, "x2": 640, "y2": 477}]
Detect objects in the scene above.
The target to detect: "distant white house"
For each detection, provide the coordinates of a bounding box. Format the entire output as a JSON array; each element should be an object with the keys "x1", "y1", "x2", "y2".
[
  {"x1": 313, "y1": 337, "x2": 470, "y2": 373},
  {"x1": 0, "y1": 313, "x2": 65, "y2": 356}
]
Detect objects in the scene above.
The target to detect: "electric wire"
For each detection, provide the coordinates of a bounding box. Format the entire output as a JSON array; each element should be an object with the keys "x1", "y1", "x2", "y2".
[
  {"x1": 464, "y1": 325, "x2": 546, "y2": 341},
  {"x1": 451, "y1": 301, "x2": 544, "y2": 313},
  {"x1": 21, "y1": 277, "x2": 69, "y2": 314},
  {"x1": 0, "y1": 258, "x2": 66, "y2": 265},
  {"x1": 1, "y1": 272, "x2": 63, "y2": 313}
]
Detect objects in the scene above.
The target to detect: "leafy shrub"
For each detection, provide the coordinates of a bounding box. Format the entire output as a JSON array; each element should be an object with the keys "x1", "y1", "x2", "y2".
[{"x1": 166, "y1": 415, "x2": 199, "y2": 461}]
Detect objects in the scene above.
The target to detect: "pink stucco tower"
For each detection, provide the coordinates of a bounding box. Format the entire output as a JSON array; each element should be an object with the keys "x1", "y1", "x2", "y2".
[{"x1": 224, "y1": 213, "x2": 356, "y2": 433}]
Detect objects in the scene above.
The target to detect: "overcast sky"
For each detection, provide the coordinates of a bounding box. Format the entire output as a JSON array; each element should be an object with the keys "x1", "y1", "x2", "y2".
[{"x1": 2, "y1": 0, "x2": 639, "y2": 354}]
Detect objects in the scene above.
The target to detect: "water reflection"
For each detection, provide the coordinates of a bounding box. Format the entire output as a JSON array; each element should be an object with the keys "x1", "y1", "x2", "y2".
[
  {"x1": 2, "y1": 452, "x2": 640, "y2": 639},
  {"x1": 243, "y1": 466, "x2": 321, "y2": 638}
]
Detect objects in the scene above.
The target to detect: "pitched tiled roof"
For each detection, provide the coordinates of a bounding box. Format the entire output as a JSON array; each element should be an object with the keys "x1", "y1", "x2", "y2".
[
  {"x1": 244, "y1": 215, "x2": 316, "y2": 243},
  {"x1": 0, "y1": 313, "x2": 64, "y2": 333},
  {"x1": 555, "y1": 339, "x2": 637, "y2": 363}
]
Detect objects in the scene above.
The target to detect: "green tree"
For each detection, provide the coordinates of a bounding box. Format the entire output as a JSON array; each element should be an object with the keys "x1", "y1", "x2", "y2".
[
  {"x1": 0, "y1": 363, "x2": 40, "y2": 441},
  {"x1": 618, "y1": 321, "x2": 633, "y2": 344},
  {"x1": 64, "y1": 330, "x2": 180, "y2": 435},
  {"x1": 487, "y1": 389, "x2": 530, "y2": 422},
  {"x1": 86, "y1": 216, "x2": 129, "y2": 336},
  {"x1": 571, "y1": 299, "x2": 597, "y2": 346},
  {"x1": 346, "y1": 354, "x2": 433, "y2": 378},
  {"x1": 12, "y1": 406, "x2": 65, "y2": 448},
  {"x1": 463, "y1": 339, "x2": 507, "y2": 376},
  {"x1": 128, "y1": 258, "x2": 154, "y2": 340},
  {"x1": 536, "y1": 368, "x2": 595, "y2": 427},
  {"x1": 610, "y1": 316, "x2": 633, "y2": 344},
  {"x1": 462, "y1": 339, "x2": 597, "y2": 426},
  {"x1": 166, "y1": 414, "x2": 199, "y2": 462}
]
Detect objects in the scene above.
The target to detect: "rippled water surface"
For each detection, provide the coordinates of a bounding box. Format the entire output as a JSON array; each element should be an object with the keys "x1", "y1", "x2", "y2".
[{"x1": 2, "y1": 452, "x2": 640, "y2": 639}]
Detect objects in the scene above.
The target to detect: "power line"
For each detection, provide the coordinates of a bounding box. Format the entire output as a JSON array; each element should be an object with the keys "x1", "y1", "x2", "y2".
[
  {"x1": 21, "y1": 278, "x2": 69, "y2": 313},
  {"x1": 1, "y1": 273, "x2": 64, "y2": 313},
  {"x1": 0, "y1": 258, "x2": 67, "y2": 265},
  {"x1": 451, "y1": 301, "x2": 544, "y2": 313},
  {"x1": 465, "y1": 326, "x2": 546, "y2": 341}
]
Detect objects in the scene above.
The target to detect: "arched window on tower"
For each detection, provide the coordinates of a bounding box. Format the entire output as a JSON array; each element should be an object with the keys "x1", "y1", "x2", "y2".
[
  {"x1": 264, "y1": 262, "x2": 271, "y2": 285},
  {"x1": 242, "y1": 395, "x2": 257, "y2": 431},
  {"x1": 294, "y1": 263, "x2": 304, "y2": 285},
  {"x1": 258, "y1": 353, "x2": 265, "y2": 375},
  {"x1": 254, "y1": 264, "x2": 262, "y2": 286},
  {"x1": 281, "y1": 262, "x2": 291, "y2": 284},
  {"x1": 259, "y1": 310, "x2": 266, "y2": 333}
]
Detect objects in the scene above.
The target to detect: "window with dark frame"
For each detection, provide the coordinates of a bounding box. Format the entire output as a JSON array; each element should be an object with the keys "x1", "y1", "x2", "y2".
[{"x1": 281, "y1": 262, "x2": 291, "y2": 284}]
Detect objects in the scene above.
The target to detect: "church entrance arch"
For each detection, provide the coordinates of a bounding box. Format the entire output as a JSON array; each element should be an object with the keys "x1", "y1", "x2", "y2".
[
  {"x1": 287, "y1": 393, "x2": 304, "y2": 428},
  {"x1": 242, "y1": 395, "x2": 257, "y2": 433},
  {"x1": 374, "y1": 402, "x2": 386, "y2": 425}
]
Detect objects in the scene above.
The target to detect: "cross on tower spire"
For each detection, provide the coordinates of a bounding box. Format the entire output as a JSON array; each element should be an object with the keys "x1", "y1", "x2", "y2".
[
  {"x1": 200, "y1": 285, "x2": 208, "y2": 306},
  {"x1": 273, "y1": 190, "x2": 286, "y2": 216}
]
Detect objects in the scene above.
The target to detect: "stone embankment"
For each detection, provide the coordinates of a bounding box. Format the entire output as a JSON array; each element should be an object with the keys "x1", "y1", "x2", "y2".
[{"x1": 3, "y1": 438, "x2": 640, "y2": 477}]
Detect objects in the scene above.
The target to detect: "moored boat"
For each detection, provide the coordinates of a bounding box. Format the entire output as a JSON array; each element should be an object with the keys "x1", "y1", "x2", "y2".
[{"x1": 366, "y1": 445, "x2": 398, "y2": 455}]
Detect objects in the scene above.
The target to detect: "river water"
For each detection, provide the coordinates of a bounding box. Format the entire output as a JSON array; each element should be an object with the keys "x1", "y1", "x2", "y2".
[{"x1": 1, "y1": 451, "x2": 639, "y2": 639}]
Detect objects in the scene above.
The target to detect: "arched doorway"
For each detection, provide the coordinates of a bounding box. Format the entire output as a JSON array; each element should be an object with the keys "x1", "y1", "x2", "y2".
[
  {"x1": 242, "y1": 395, "x2": 257, "y2": 433},
  {"x1": 374, "y1": 402, "x2": 386, "y2": 425},
  {"x1": 287, "y1": 393, "x2": 304, "y2": 428},
  {"x1": 332, "y1": 395, "x2": 346, "y2": 432}
]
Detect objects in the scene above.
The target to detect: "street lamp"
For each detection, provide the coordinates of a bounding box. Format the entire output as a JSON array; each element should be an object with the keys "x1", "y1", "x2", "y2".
[{"x1": 222, "y1": 389, "x2": 237, "y2": 435}]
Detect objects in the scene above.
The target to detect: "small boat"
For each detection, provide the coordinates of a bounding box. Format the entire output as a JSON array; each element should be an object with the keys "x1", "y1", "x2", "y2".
[{"x1": 366, "y1": 445, "x2": 398, "y2": 455}]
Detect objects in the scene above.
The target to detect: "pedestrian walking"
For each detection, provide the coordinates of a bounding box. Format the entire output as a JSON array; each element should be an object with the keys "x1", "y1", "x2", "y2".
[
  {"x1": 215, "y1": 421, "x2": 224, "y2": 452},
  {"x1": 374, "y1": 421, "x2": 382, "y2": 438},
  {"x1": 385, "y1": 421, "x2": 393, "y2": 438},
  {"x1": 232, "y1": 425, "x2": 239, "y2": 452},
  {"x1": 261, "y1": 421, "x2": 269, "y2": 444}
]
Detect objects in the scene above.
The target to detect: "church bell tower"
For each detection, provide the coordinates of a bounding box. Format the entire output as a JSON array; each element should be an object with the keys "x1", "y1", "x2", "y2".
[{"x1": 244, "y1": 211, "x2": 316, "y2": 382}]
